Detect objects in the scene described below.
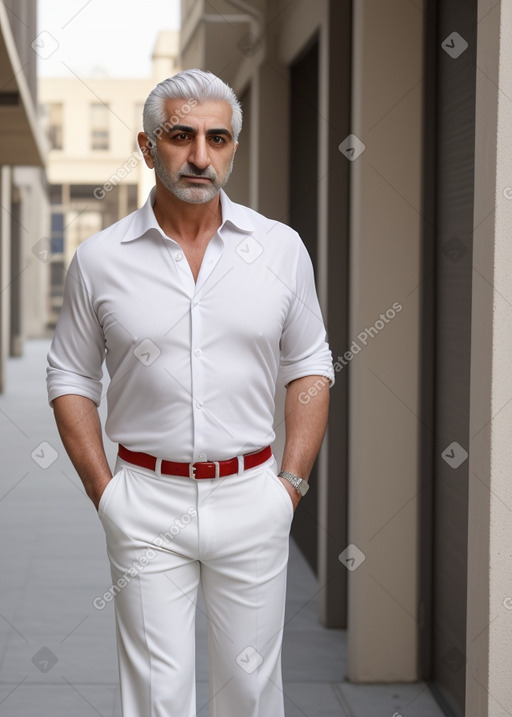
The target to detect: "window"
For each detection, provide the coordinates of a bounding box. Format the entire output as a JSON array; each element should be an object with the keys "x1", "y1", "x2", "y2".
[
  {"x1": 70, "y1": 184, "x2": 98, "y2": 201},
  {"x1": 50, "y1": 213, "x2": 64, "y2": 253},
  {"x1": 50, "y1": 184, "x2": 62, "y2": 205},
  {"x1": 90, "y1": 102, "x2": 109, "y2": 150},
  {"x1": 45, "y1": 103, "x2": 63, "y2": 150}
]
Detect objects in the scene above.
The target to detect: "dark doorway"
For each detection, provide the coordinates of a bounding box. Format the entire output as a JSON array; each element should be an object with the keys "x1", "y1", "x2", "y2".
[
  {"x1": 288, "y1": 36, "x2": 320, "y2": 573},
  {"x1": 419, "y1": 1, "x2": 478, "y2": 714}
]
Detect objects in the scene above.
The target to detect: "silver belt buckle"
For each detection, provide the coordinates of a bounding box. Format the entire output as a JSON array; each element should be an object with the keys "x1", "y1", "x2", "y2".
[{"x1": 189, "y1": 461, "x2": 221, "y2": 478}]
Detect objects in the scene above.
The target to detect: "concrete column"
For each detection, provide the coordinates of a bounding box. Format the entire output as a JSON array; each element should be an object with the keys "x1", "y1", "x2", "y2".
[
  {"x1": 347, "y1": 0, "x2": 424, "y2": 681},
  {"x1": 137, "y1": 160, "x2": 154, "y2": 208},
  {"x1": 224, "y1": 86, "x2": 251, "y2": 207},
  {"x1": 118, "y1": 182, "x2": 128, "y2": 220},
  {"x1": 466, "y1": 1, "x2": 512, "y2": 714},
  {"x1": 250, "y1": 47, "x2": 290, "y2": 220},
  {"x1": 9, "y1": 184, "x2": 22, "y2": 356},
  {"x1": 16, "y1": 167, "x2": 51, "y2": 339},
  {"x1": 0, "y1": 166, "x2": 12, "y2": 392}
]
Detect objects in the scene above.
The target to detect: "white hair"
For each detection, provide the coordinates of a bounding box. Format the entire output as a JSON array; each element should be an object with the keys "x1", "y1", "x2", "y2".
[{"x1": 143, "y1": 69, "x2": 243, "y2": 144}]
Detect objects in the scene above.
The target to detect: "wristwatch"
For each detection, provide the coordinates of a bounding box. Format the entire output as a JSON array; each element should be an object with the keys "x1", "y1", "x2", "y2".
[{"x1": 278, "y1": 470, "x2": 310, "y2": 496}]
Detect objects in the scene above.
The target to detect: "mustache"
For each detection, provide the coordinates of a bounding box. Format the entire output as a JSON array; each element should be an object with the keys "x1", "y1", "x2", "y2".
[{"x1": 178, "y1": 165, "x2": 217, "y2": 180}]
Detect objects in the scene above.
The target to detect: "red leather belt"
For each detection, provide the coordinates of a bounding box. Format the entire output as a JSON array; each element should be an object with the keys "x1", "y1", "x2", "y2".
[{"x1": 118, "y1": 444, "x2": 272, "y2": 479}]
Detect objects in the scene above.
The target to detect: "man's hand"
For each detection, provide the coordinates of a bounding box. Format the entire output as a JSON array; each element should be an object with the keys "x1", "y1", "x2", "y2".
[
  {"x1": 92, "y1": 478, "x2": 113, "y2": 512},
  {"x1": 278, "y1": 476, "x2": 302, "y2": 512}
]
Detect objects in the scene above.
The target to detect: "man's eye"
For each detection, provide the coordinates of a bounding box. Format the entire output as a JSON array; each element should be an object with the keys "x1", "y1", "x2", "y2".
[{"x1": 210, "y1": 136, "x2": 225, "y2": 144}]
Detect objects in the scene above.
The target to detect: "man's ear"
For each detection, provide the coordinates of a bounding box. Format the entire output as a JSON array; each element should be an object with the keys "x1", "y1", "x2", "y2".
[{"x1": 137, "y1": 132, "x2": 155, "y2": 168}]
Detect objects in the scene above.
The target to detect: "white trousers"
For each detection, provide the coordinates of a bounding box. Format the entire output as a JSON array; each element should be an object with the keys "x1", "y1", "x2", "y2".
[{"x1": 97, "y1": 453, "x2": 294, "y2": 717}]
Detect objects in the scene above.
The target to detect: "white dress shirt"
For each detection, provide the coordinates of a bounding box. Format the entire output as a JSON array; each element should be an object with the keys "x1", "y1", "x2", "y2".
[{"x1": 47, "y1": 188, "x2": 334, "y2": 461}]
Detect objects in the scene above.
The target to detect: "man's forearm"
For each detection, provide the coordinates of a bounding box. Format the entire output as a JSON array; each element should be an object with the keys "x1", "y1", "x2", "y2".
[
  {"x1": 53, "y1": 394, "x2": 112, "y2": 510},
  {"x1": 281, "y1": 374, "x2": 330, "y2": 481}
]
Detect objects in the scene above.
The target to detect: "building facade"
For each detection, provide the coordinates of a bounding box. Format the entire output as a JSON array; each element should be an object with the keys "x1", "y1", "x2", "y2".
[
  {"x1": 0, "y1": 0, "x2": 48, "y2": 390},
  {"x1": 180, "y1": 1, "x2": 512, "y2": 716},
  {"x1": 39, "y1": 31, "x2": 180, "y2": 327}
]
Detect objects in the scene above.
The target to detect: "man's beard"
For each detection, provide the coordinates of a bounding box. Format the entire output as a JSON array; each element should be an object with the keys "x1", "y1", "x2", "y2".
[{"x1": 152, "y1": 151, "x2": 235, "y2": 204}]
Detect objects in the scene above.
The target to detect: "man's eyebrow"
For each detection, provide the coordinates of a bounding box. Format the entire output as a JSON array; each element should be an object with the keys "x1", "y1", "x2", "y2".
[
  {"x1": 206, "y1": 128, "x2": 233, "y2": 139},
  {"x1": 167, "y1": 124, "x2": 233, "y2": 139}
]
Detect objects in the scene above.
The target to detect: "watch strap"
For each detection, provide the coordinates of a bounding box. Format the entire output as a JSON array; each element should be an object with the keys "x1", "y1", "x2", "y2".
[{"x1": 278, "y1": 470, "x2": 310, "y2": 496}]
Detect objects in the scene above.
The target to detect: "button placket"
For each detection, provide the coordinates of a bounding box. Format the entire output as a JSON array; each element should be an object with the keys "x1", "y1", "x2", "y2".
[
  {"x1": 190, "y1": 291, "x2": 205, "y2": 461},
  {"x1": 172, "y1": 248, "x2": 195, "y2": 295},
  {"x1": 188, "y1": 235, "x2": 224, "y2": 461}
]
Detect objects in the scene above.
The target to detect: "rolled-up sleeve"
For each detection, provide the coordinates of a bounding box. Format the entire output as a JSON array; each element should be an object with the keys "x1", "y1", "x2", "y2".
[
  {"x1": 46, "y1": 252, "x2": 105, "y2": 407},
  {"x1": 279, "y1": 240, "x2": 335, "y2": 388}
]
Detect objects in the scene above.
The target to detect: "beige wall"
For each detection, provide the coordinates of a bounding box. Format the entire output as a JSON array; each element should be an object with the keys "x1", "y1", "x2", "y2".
[
  {"x1": 152, "y1": 30, "x2": 180, "y2": 81},
  {"x1": 226, "y1": 86, "x2": 251, "y2": 206},
  {"x1": 347, "y1": 0, "x2": 424, "y2": 681},
  {"x1": 467, "y1": 1, "x2": 512, "y2": 714},
  {"x1": 39, "y1": 77, "x2": 155, "y2": 191}
]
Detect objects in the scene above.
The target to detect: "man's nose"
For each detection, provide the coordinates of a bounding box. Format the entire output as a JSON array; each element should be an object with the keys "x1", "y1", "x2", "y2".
[{"x1": 188, "y1": 137, "x2": 210, "y2": 169}]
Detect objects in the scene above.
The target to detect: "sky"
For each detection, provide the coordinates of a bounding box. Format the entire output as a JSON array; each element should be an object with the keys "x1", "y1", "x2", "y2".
[{"x1": 37, "y1": 0, "x2": 181, "y2": 78}]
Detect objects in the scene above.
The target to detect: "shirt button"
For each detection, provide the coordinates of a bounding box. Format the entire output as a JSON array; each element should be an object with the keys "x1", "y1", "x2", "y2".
[
  {"x1": 193, "y1": 299, "x2": 200, "y2": 306},
  {"x1": 196, "y1": 401, "x2": 203, "y2": 409},
  {"x1": 199, "y1": 452, "x2": 206, "y2": 459},
  {"x1": 175, "y1": 253, "x2": 183, "y2": 261},
  {"x1": 194, "y1": 349, "x2": 202, "y2": 357}
]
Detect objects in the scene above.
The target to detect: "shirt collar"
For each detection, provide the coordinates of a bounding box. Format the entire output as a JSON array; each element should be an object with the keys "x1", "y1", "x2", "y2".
[
  {"x1": 121, "y1": 187, "x2": 255, "y2": 243},
  {"x1": 218, "y1": 189, "x2": 255, "y2": 233}
]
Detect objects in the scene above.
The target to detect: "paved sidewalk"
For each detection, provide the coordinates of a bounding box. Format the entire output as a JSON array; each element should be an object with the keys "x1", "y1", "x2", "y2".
[{"x1": 0, "y1": 340, "x2": 444, "y2": 716}]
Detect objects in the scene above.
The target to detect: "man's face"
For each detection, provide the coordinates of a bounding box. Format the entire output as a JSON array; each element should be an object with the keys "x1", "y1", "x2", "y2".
[{"x1": 144, "y1": 99, "x2": 238, "y2": 205}]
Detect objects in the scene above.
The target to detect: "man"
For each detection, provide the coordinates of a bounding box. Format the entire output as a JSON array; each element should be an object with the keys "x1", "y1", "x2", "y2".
[{"x1": 47, "y1": 69, "x2": 334, "y2": 717}]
